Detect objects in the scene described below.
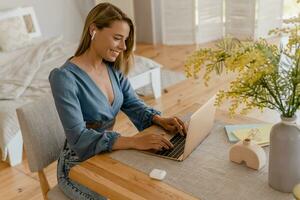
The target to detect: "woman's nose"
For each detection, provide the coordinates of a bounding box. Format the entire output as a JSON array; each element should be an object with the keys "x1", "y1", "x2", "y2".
[{"x1": 118, "y1": 40, "x2": 126, "y2": 51}]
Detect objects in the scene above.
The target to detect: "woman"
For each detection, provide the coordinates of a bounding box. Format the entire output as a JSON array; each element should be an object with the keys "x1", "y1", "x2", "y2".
[{"x1": 49, "y1": 3, "x2": 186, "y2": 200}]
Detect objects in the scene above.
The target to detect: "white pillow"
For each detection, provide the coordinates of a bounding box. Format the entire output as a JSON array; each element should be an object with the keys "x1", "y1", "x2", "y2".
[
  {"x1": 0, "y1": 16, "x2": 31, "y2": 51},
  {"x1": 0, "y1": 7, "x2": 22, "y2": 20}
]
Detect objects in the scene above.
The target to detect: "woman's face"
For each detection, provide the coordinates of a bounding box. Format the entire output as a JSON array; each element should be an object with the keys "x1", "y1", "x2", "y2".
[{"x1": 91, "y1": 20, "x2": 130, "y2": 62}]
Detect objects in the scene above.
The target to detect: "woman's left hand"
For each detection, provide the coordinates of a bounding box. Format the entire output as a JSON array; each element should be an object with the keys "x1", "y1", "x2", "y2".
[{"x1": 152, "y1": 115, "x2": 187, "y2": 136}]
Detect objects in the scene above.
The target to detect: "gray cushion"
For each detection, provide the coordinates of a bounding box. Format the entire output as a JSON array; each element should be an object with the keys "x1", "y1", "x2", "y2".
[
  {"x1": 47, "y1": 185, "x2": 70, "y2": 200},
  {"x1": 16, "y1": 94, "x2": 65, "y2": 172}
]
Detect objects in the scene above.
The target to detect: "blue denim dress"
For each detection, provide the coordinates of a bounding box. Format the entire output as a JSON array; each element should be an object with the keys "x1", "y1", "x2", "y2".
[{"x1": 49, "y1": 61, "x2": 160, "y2": 200}]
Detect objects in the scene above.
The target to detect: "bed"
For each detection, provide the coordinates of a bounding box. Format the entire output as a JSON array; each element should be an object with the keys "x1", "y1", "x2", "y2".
[{"x1": 0, "y1": 7, "x2": 161, "y2": 166}]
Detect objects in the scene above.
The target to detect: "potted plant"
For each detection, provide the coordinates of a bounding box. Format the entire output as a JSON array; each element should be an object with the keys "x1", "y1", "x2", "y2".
[{"x1": 184, "y1": 8, "x2": 300, "y2": 193}]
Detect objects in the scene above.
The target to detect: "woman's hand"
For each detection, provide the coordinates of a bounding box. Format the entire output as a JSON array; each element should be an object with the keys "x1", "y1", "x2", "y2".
[
  {"x1": 132, "y1": 132, "x2": 174, "y2": 150},
  {"x1": 152, "y1": 115, "x2": 187, "y2": 136}
]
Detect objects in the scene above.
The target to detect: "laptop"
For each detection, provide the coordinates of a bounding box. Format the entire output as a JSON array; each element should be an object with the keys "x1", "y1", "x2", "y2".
[{"x1": 146, "y1": 95, "x2": 216, "y2": 161}]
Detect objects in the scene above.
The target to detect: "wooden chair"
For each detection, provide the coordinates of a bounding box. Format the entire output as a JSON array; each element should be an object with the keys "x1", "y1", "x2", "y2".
[{"x1": 16, "y1": 95, "x2": 69, "y2": 200}]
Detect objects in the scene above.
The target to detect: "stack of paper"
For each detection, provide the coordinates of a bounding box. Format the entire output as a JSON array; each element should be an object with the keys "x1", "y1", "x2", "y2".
[{"x1": 224, "y1": 124, "x2": 273, "y2": 146}]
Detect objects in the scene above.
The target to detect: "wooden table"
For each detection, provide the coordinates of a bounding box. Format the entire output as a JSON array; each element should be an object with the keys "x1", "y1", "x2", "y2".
[{"x1": 69, "y1": 76, "x2": 279, "y2": 200}]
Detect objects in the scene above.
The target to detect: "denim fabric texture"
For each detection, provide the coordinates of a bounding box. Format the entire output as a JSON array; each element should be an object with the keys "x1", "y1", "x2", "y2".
[{"x1": 49, "y1": 61, "x2": 161, "y2": 199}]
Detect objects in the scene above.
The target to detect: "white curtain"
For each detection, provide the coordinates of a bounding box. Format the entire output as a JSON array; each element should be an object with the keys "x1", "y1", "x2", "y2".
[
  {"x1": 225, "y1": 0, "x2": 255, "y2": 39},
  {"x1": 197, "y1": 0, "x2": 223, "y2": 43},
  {"x1": 255, "y1": 0, "x2": 283, "y2": 39},
  {"x1": 225, "y1": 0, "x2": 283, "y2": 40},
  {"x1": 160, "y1": 0, "x2": 196, "y2": 45}
]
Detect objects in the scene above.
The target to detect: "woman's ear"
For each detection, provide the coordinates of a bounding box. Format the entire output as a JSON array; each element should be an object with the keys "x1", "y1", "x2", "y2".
[{"x1": 89, "y1": 24, "x2": 97, "y2": 38}]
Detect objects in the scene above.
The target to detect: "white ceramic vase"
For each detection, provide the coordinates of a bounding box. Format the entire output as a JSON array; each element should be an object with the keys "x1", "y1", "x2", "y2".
[{"x1": 268, "y1": 115, "x2": 300, "y2": 192}]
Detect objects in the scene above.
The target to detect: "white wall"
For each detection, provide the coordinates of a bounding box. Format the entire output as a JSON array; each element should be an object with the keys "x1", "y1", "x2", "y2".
[
  {"x1": 0, "y1": 0, "x2": 89, "y2": 42},
  {"x1": 133, "y1": 0, "x2": 162, "y2": 44},
  {"x1": 152, "y1": 0, "x2": 162, "y2": 44},
  {"x1": 133, "y1": 0, "x2": 155, "y2": 43}
]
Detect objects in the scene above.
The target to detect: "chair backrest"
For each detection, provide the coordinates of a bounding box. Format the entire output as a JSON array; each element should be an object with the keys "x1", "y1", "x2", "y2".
[{"x1": 16, "y1": 95, "x2": 65, "y2": 172}]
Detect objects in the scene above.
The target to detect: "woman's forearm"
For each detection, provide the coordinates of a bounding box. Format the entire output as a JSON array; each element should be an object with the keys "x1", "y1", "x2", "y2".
[
  {"x1": 152, "y1": 114, "x2": 163, "y2": 126},
  {"x1": 112, "y1": 136, "x2": 136, "y2": 150},
  {"x1": 112, "y1": 114, "x2": 167, "y2": 151}
]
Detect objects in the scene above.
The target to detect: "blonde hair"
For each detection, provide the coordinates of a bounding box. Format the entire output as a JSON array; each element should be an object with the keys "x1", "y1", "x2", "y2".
[{"x1": 74, "y1": 3, "x2": 134, "y2": 74}]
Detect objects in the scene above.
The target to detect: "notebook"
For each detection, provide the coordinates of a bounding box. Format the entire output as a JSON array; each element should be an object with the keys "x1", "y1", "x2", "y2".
[
  {"x1": 224, "y1": 124, "x2": 267, "y2": 143},
  {"x1": 225, "y1": 124, "x2": 273, "y2": 146}
]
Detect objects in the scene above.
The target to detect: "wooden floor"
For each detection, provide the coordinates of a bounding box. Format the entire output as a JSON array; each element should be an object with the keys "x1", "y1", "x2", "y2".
[{"x1": 0, "y1": 42, "x2": 205, "y2": 200}]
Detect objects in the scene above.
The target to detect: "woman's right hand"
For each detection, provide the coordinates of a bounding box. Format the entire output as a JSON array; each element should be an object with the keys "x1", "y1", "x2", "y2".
[{"x1": 132, "y1": 132, "x2": 174, "y2": 151}]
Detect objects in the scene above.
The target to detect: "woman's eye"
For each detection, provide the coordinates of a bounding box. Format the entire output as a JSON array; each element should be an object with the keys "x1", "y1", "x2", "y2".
[{"x1": 114, "y1": 37, "x2": 122, "y2": 40}]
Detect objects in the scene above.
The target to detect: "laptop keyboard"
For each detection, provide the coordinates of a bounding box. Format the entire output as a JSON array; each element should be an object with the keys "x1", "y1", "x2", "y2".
[{"x1": 155, "y1": 132, "x2": 186, "y2": 159}]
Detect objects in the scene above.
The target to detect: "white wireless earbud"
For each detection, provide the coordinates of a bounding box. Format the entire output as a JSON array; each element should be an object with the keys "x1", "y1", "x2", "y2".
[{"x1": 91, "y1": 30, "x2": 96, "y2": 41}]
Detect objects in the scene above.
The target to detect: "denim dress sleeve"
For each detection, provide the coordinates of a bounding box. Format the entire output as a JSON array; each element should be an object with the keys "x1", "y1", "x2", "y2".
[
  {"x1": 49, "y1": 68, "x2": 120, "y2": 161},
  {"x1": 118, "y1": 71, "x2": 161, "y2": 131}
]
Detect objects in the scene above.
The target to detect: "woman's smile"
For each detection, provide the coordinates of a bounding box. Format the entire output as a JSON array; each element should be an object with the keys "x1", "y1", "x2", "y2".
[{"x1": 110, "y1": 49, "x2": 120, "y2": 57}]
